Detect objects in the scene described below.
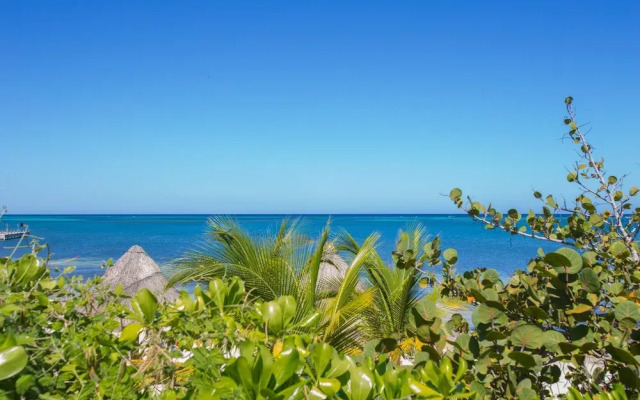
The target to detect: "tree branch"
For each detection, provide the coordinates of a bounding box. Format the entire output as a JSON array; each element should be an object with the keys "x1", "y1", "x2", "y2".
[{"x1": 469, "y1": 214, "x2": 574, "y2": 246}]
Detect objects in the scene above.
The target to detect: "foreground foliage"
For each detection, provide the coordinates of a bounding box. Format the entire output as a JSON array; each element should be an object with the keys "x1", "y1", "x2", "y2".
[{"x1": 0, "y1": 250, "x2": 476, "y2": 399}]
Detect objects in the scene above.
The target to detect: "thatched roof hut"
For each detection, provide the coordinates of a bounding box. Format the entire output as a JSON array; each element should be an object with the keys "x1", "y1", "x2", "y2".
[
  {"x1": 103, "y1": 245, "x2": 179, "y2": 303},
  {"x1": 318, "y1": 243, "x2": 366, "y2": 292}
]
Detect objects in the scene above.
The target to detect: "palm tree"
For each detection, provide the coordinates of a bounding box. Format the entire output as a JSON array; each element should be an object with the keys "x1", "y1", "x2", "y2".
[
  {"x1": 168, "y1": 217, "x2": 378, "y2": 351},
  {"x1": 335, "y1": 225, "x2": 469, "y2": 360},
  {"x1": 334, "y1": 225, "x2": 426, "y2": 340}
]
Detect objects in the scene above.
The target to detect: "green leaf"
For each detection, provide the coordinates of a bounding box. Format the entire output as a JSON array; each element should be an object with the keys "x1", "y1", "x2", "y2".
[
  {"x1": 15, "y1": 374, "x2": 35, "y2": 395},
  {"x1": 485, "y1": 331, "x2": 507, "y2": 341},
  {"x1": 449, "y1": 188, "x2": 462, "y2": 200},
  {"x1": 566, "y1": 304, "x2": 592, "y2": 315},
  {"x1": 508, "y1": 351, "x2": 536, "y2": 368},
  {"x1": 614, "y1": 191, "x2": 624, "y2": 201},
  {"x1": 443, "y1": 248, "x2": 458, "y2": 264},
  {"x1": 517, "y1": 381, "x2": 538, "y2": 400},
  {"x1": 346, "y1": 366, "x2": 373, "y2": 400},
  {"x1": 310, "y1": 343, "x2": 333, "y2": 378},
  {"x1": 208, "y1": 278, "x2": 228, "y2": 313},
  {"x1": 581, "y1": 251, "x2": 597, "y2": 267},
  {"x1": 63, "y1": 266, "x2": 76, "y2": 274},
  {"x1": 570, "y1": 325, "x2": 594, "y2": 346},
  {"x1": 588, "y1": 214, "x2": 603, "y2": 227},
  {"x1": 545, "y1": 248, "x2": 582, "y2": 274},
  {"x1": 273, "y1": 348, "x2": 299, "y2": 388},
  {"x1": 546, "y1": 195, "x2": 557, "y2": 208},
  {"x1": 14, "y1": 254, "x2": 45, "y2": 286},
  {"x1": 277, "y1": 296, "x2": 297, "y2": 327},
  {"x1": 120, "y1": 323, "x2": 144, "y2": 342},
  {"x1": 472, "y1": 303, "x2": 506, "y2": 327},
  {"x1": 481, "y1": 269, "x2": 500, "y2": 285},
  {"x1": 481, "y1": 288, "x2": 499, "y2": 302},
  {"x1": 630, "y1": 186, "x2": 640, "y2": 196},
  {"x1": 262, "y1": 301, "x2": 284, "y2": 334},
  {"x1": 419, "y1": 277, "x2": 429, "y2": 289},
  {"x1": 618, "y1": 318, "x2": 637, "y2": 332},
  {"x1": 131, "y1": 289, "x2": 158, "y2": 324},
  {"x1": 325, "y1": 354, "x2": 350, "y2": 379},
  {"x1": 614, "y1": 300, "x2": 640, "y2": 322},
  {"x1": 0, "y1": 346, "x2": 28, "y2": 381},
  {"x1": 318, "y1": 378, "x2": 341, "y2": 396},
  {"x1": 567, "y1": 172, "x2": 577, "y2": 182},
  {"x1": 524, "y1": 307, "x2": 548, "y2": 320},
  {"x1": 608, "y1": 282, "x2": 624, "y2": 296},
  {"x1": 542, "y1": 330, "x2": 566, "y2": 353},
  {"x1": 608, "y1": 176, "x2": 618, "y2": 184},
  {"x1": 296, "y1": 311, "x2": 321, "y2": 329},
  {"x1": 113, "y1": 284, "x2": 125, "y2": 297},
  {"x1": 511, "y1": 324, "x2": 544, "y2": 349},
  {"x1": 408, "y1": 376, "x2": 441, "y2": 397},
  {"x1": 606, "y1": 345, "x2": 640, "y2": 366},
  {"x1": 610, "y1": 242, "x2": 631, "y2": 259},
  {"x1": 578, "y1": 268, "x2": 601, "y2": 293}
]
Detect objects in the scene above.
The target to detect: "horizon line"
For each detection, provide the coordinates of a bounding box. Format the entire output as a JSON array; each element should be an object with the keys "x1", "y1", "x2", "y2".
[{"x1": 3, "y1": 212, "x2": 471, "y2": 216}]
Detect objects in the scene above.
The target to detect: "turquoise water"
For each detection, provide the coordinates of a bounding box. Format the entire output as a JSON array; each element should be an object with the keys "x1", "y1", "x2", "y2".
[{"x1": 0, "y1": 214, "x2": 562, "y2": 279}]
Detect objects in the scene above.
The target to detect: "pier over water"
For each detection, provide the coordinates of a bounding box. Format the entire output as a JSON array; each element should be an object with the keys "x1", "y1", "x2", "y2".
[{"x1": 0, "y1": 230, "x2": 29, "y2": 241}]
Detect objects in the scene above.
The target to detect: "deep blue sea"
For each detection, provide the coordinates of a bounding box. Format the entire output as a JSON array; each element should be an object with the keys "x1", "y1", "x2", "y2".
[{"x1": 0, "y1": 214, "x2": 563, "y2": 280}]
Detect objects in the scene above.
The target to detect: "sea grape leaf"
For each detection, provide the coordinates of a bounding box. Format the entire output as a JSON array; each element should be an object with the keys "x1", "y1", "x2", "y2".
[
  {"x1": 542, "y1": 330, "x2": 567, "y2": 353},
  {"x1": 472, "y1": 303, "x2": 506, "y2": 327},
  {"x1": 618, "y1": 318, "x2": 637, "y2": 332},
  {"x1": 511, "y1": 325, "x2": 544, "y2": 349},
  {"x1": 481, "y1": 269, "x2": 500, "y2": 285},
  {"x1": 582, "y1": 251, "x2": 597, "y2": 267},
  {"x1": 570, "y1": 325, "x2": 594, "y2": 346},
  {"x1": 524, "y1": 306, "x2": 548, "y2": 320},
  {"x1": 566, "y1": 304, "x2": 593, "y2": 315},
  {"x1": 508, "y1": 351, "x2": 536, "y2": 368},
  {"x1": 610, "y1": 242, "x2": 631, "y2": 259},
  {"x1": 606, "y1": 345, "x2": 640, "y2": 366},
  {"x1": 578, "y1": 268, "x2": 601, "y2": 293},
  {"x1": 615, "y1": 301, "x2": 640, "y2": 322},
  {"x1": 444, "y1": 248, "x2": 458, "y2": 264},
  {"x1": 545, "y1": 248, "x2": 582, "y2": 274}
]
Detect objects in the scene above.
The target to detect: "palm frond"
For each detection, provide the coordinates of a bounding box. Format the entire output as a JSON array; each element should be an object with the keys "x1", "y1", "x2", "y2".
[{"x1": 323, "y1": 233, "x2": 379, "y2": 340}]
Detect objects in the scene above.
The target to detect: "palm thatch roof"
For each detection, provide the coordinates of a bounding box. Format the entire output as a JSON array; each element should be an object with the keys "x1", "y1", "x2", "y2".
[{"x1": 103, "y1": 245, "x2": 179, "y2": 303}]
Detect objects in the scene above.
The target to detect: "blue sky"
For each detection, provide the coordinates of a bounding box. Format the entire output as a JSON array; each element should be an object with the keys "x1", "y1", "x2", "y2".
[{"x1": 1, "y1": 1, "x2": 639, "y2": 214}]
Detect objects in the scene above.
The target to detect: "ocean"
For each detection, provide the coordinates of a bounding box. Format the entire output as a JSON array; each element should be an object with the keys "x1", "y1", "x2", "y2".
[{"x1": 0, "y1": 214, "x2": 562, "y2": 280}]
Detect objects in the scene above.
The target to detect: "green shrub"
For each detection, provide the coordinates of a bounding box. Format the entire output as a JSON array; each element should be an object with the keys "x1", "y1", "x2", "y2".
[
  {"x1": 0, "y1": 250, "x2": 476, "y2": 399},
  {"x1": 446, "y1": 98, "x2": 640, "y2": 398}
]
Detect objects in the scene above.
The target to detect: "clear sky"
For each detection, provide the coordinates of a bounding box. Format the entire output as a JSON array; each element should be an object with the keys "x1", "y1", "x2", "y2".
[{"x1": 1, "y1": 1, "x2": 639, "y2": 214}]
